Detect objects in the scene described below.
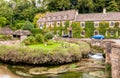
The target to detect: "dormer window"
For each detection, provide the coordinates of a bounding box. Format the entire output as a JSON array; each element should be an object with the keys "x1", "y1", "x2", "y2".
[
  {"x1": 58, "y1": 16, "x2": 62, "y2": 20},
  {"x1": 64, "y1": 15, "x2": 68, "y2": 19},
  {"x1": 81, "y1": 22, "x2": 85, "y2": 28},
  {"x1": 94, "y1": 22, "x2": 99, "y2": 27},
  {"x1": 48, "y1": 17, "x2": 51, "y2": 20},
  {"x1": 110, "y1": 21, "x2": 115, "y2": 27},
  {"x1": 53, "y1": 17, "x2": 56, "y2": 20}
]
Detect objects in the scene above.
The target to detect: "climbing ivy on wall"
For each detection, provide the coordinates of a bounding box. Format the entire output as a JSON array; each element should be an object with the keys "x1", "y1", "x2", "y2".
[
  {"x1": 98, "y1": 21, "x2": 109, "y2": 36},
  {"x1": 58, "y1": 22, "x2": 63, "y2": 36},
  {"x1": 53, "y1": 22, "x2": 57, "y2": 34},
  {"x1": 71, "y1": 22, "x2": 81, "y2": 38},
  {"x1": 64, "y1": 20, "x2": 70, "y2": 33},
  {"x1": 84, "y1": 21, "x2": 94, "y2": 37}
]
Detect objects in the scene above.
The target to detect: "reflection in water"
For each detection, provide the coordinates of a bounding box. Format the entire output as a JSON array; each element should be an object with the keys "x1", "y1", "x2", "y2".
[{"x1": 0, "y1": 58, "x2": 105, "y2": 78}]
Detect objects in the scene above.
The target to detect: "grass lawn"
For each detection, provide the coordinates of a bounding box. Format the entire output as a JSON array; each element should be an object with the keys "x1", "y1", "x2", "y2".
[{"x1": 28, "y1": 40, "x2": 62, "y2": 50}]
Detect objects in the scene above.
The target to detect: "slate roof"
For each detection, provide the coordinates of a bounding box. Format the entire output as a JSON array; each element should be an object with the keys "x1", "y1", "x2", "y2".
[
  {"x1": 76, "y1": 12, "x2": 120, "y2": 21},
  {"x1": 13, "y1": 30, "x2": 31, "y2": 36},
  {"x1": 37, "y1": 10, "x2": 77, "y2": 23},
  {"x1": 0, "y1": 27, "x2": 13, "y2": 35}
]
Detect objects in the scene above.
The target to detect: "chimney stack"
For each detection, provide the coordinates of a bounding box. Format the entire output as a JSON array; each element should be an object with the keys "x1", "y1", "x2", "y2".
[{"x1": 103, "y1": 8, "x2": 106, "y2": 14}]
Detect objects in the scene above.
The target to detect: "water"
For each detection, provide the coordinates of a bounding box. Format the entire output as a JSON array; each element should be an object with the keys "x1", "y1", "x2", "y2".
[{"x1": 0, "y1": 58, "x2": 105, "y2": 78}]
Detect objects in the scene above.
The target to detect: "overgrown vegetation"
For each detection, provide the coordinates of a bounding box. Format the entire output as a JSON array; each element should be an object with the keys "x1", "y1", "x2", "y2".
[{"x1": 0, "y1": 41, "x2": 86, "y2": 65}]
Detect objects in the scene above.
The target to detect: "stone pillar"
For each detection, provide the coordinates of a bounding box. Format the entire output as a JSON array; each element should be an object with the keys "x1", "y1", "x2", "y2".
[
  {"x1": 111, "y1": 44, "x2": 120, "y2": 78},
  {"x1": 105, "y1": 42, "x2": 111, "y2": 64}
]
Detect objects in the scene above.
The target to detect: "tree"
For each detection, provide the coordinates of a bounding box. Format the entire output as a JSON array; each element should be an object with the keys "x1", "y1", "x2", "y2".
[
  {"x1": 0, "y1": 17, "x2": 7, "y2": 27},
  {"x1": 22, "y1": 21, "x2": 34, "y2": 31},
  {"x1": 0, "y1": 0, "x2": 13, "y2": 25},
  {"x1": 47, "y1": 0, "x2": 71, "y2": 11},
  {"x1": 106, "y1": 0, "x2": 119, "y2": 12}
]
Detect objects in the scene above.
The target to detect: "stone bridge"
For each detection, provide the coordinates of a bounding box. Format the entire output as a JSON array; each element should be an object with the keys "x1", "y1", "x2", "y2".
[{"x1": 83, "y1": 38, "x2": 120, "y2": 78}]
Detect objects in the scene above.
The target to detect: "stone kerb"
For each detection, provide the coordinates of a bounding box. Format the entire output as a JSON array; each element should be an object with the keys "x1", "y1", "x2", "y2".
[{"x1": 111, "y1": 44, "x2": 120, "y2": 78}]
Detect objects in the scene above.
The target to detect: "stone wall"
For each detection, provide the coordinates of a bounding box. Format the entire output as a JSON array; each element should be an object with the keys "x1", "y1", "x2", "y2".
[{"x1": 111, "y1": 44, "x2": 120, "y2": 78}]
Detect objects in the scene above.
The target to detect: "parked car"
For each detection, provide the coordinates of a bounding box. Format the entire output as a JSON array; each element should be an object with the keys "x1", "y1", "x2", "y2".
[{"x1": 91, "y1": 35, "x2": 104, "y2": 39}]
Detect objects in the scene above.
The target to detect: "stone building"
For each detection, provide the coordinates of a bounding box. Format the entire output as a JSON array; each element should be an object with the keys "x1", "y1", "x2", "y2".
[
  {"x1": 37, "y1": 9, "x2": 120, "y2": 38},
  {"x1": 13, "y1": 30, "x2": 31, "y2": 41},
  {"x1": 37, "y1": 10, "x2": 78, "y2": 28}
]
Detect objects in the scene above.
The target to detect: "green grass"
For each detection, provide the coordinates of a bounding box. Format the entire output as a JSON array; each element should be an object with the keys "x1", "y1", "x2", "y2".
[{"x1": 28, "y1": 42, "x2": 61, "y2": 50}]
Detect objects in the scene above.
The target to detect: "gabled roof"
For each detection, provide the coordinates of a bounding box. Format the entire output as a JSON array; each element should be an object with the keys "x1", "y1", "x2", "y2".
[
  {"x1": 13, "y1": 30, "x2": 31, "y2": 36},
  {"x1": 0, "y1": 27, "x2": 13, "y2": 35},
  {"x1": 76, "y1": 12, "x2": 120, "y2": 21},
  {"x1": 38, "y1": 10, "x2": 77, "y2": 23}
]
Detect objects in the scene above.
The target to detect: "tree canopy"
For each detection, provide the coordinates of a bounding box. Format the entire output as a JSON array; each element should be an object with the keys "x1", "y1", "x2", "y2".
[{"x1": 0, "y1": 0, "x2": 120, "y2": 28}]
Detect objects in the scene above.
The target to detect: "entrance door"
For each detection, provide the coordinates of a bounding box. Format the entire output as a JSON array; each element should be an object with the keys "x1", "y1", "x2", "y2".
[{"x1": 69, "y1": 30, "x2": 72, "y2": 38}]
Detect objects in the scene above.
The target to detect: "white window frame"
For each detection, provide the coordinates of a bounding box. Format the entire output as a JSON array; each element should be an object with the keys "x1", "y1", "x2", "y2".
[
  {"x1": 109, "y1": 21, "x2": 115, "y2": 27},
  {"x1": 110, "y1": 31, "x2": 114, "y2": 36},
  {"x1": 57, "y1": 22, "x2": 60, "y2": 26},
  {"x1": 81, "y1": 22, "x2": 85, "y2": 28},
  {"x1": 94, "y1": 30, "x2": 99, "y2": 35},
  {"x1": 81, "y1": 30, "x2": 85, "y2": 36},
  {"x1": 94, "y1": 22, "x2": 99, "y2": 27}
]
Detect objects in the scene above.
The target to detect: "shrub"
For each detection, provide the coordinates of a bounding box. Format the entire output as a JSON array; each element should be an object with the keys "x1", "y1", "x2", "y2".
[
  {"x1": 22, "y1": 21, "x2": 34, "y2": 31},
  {"x1": 31, "y1": 29, "x2": 43, "y2": 35},
  {"x1": 44, "y1": 32, "x2": 54, "y2": 41},
  {"x1": 0, "y1": 35, "x2": 12, "y2": 40},
  {"x1": 35, "y1": 34, "x2": 44, "y2": 43},
  {"x1": 22, "y1": 36, "x2": 36, "y2": 45}
]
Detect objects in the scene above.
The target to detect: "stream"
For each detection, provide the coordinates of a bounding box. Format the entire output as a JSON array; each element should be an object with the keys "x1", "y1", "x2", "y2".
[{"x1": 0, "y1": 57, "x2": 105, "y2": 78}]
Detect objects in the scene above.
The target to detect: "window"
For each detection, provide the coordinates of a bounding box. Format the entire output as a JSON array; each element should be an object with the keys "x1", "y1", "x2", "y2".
[
  {"x1": 57, "y1": 22, "x2": 60, "y2": 26},
  {"x1": 40, "y1": 24, "x2": 43, "y2": 29},
  {"x1": 94, "y1": 22, "x2": 99, "y2": 27},
  {"x1": 64, "y1": 15, "x2": 68, "y2": 19},
  {"x1": 53, "y1": 17, "x2": 56, "y2": 20},
  {"x1": 94, "y1": 30, "x2": 99, "y2": 35},
  {"x1": 110, "y1": 31, "x2": 114, "y2": 36},
  {"x1": 58, "y1": 16, "x2": 62, "y2": 20},
  {"x1": 62, "y1": 21, "x2": 65, "y2": 26},
  {"x1": 81, "y1": 22, "x2": 85, "y2": 28},
  {"x1": 81, "y1": 30, "x2": 85, "y2": 36},
  {"x1": 47, "y1": 17, "x2": 51, "y2": 20},
  {"x1": 109, "y1": 21, "x2": 115, "y2": 27}
]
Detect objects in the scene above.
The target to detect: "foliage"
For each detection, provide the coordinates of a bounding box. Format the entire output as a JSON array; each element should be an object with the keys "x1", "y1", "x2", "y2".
[
  {"x1": 44, "y1": 32, "x2": 54, "y2": 41},
  {"x1": 22, "y1": 36, "x2": 36, "y2": 45},
  {"x1": 58, "y1": 22, "x2": 63, "y2": 36},
  {"x1": 33, "y1": 13, "x2": 45, "y2": 28},
  {"x1": 35, "y1": 34, "x2": 44, "y2": 43},
  {"x1": 106, "y1": 0, "x2": 119, "y2": 12},
  {"x1": 53, "y1": 22, "x2": 57, "y2": 34},
  {"x1": 105, "y1": 63, "x2": 111, "y2": 78},
  {"x1": 0, "y1": 41, "x2": 82, "y2": 65},
  {"x1": 84, "y1": 21, "x2": 94, "y2": 37},
  {"x1": 64, "y1": 20, "x2": 70, "y2": 33},
  {"x1": 0, "y1": 35, "x2": 12, "y2": 40},
  {"x1": 31, "y1": 28, "x2": 43, "y2": 35},
  {"x1": 71, "y1": 22, "x2": 81, "y2": 38},
  {"x1": 0, "y1": 17, "x2": 7, "y2": 27},
  {"x1": 22, "y1": 21, "x2": 34, "y2": 31},
  {"x1": 99, "y1": 22, "x2": 109, "y2": 36}
]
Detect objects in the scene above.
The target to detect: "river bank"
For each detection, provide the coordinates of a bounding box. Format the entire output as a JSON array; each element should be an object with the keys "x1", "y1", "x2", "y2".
[{"x1": 0, "y1": 58, "x2": 105, "y2": 78}]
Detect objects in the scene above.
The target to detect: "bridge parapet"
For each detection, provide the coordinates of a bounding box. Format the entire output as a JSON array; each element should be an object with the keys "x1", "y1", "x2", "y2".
[{"x1": 111, "y1": 44, "x2": 120, "y2": 78}]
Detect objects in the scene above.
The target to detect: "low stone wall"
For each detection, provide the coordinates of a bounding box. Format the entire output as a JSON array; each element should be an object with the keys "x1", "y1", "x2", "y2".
[{"x1": 111, "y1": 44, "x2": 120, "y2": 78}]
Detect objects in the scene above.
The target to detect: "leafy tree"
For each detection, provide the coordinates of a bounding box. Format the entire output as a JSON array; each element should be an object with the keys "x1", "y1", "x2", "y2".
[
  {"x1": 0, "y1": 17, "x2": 7, "y2": 27},
  {"x1": 22, "y1": 21, "x2": 34, "y2": 31},
  {"x1": 106, "y1": 0, "x2": 119, "y2": 12}
]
